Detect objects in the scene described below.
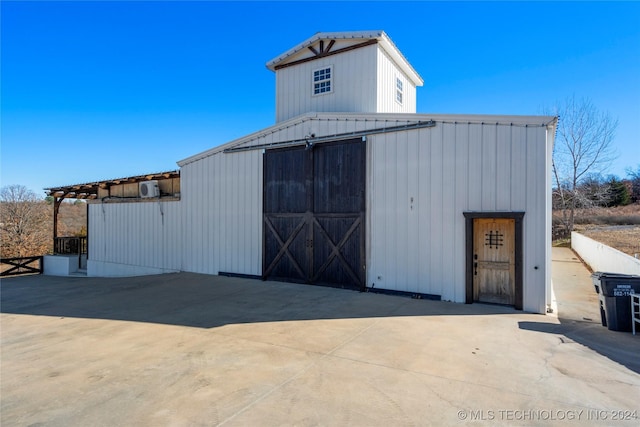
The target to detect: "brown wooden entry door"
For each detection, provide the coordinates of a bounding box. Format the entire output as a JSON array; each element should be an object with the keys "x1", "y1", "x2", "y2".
[
  {"x1": 263, "y1": 138, "x2": 365, "y2": 289},
  {"x1": 473, "y1": 218, "x2": 515, "y2": 305}
]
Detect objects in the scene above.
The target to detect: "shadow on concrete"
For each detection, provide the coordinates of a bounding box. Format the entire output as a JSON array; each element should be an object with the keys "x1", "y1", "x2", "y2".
[
  {"x1": 7, "y1": 272, "x2": 637, "y2": 373},
  {"x1": 519, "y1": 319, "x2": 640, "y2": 374},
  {"x1": 533, "y1": 247, "x2": 640, "y2": 374},
  {"x1": 1, "y1": 273, "x2": 517, "y2": 330}
]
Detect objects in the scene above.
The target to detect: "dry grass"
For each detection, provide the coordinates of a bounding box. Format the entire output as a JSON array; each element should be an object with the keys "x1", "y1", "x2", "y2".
[
  {"x1": 575, "y1": 225, "x2": 640, "y2": 257},
  {"x1": 568, "y1": 203, "x2": 640, "y2": 256},
  {"x1": 567, "y1": 204, "x2": 640, "y2": 222}
]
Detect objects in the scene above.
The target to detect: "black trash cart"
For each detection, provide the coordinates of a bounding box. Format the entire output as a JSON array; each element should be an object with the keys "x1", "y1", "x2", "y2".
[{"x1": 592, "y1": 272, "x2": 640, "y2": 332}]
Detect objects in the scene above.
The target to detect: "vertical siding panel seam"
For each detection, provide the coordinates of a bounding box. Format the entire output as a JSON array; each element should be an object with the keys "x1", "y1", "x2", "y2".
[
  {"x1": 194, "y1": 162, "x2": 200, "y2": 272},
  {"x1": 493, "y1": 123, "x2": 500, "y2": 211},
  {"x1": 386, "y1": 134, "x2": 394, "y2": 288},
  {"x1": 480, "y1": 125, "x2": 484, "y2": 209},
  {"x1": 453, "y1": 123, "x2": 458, "y2": 302},
  {"x1": 204, "y1": 157, "x2": 209, "y2": 273},
  {"x1": 509, "y1": 125, "x2": 514, "y2": 211},
  {"x1": 235, "y1": 153, "x2": 241, "y2": 273},
  {"x1": 256, "y1": 151, "x2": 262, "y2": 275},
  {"x1": 401, "y1": 131, "x2": 409, "y2": 291},
  {"x1": 252, "y1": 151, "x2": 257, "y2": 275},
  {"x1": 438, "y1": 124, "x2": 444, "y2": 297},
  {"x1": 425, "y1": 128, "x2": 432, "y2": 293},
  {"x1": 369, "y1": 136, "x2": 375, "y2": 287},
  {"x1": 238, "y1": 152, "x2": 244, "y2": 273},
  {"x1": 190, "y1": 164, "x2": 196, "y2": 271},
  {"x1": 204, "y1": 158, "x2": 209, "y2": 273},
  {"x1": 121, "y1": 205, "x2": 126, "y2": 265},
  {"x1": 204, "y1": 158, "x2": 209, "y2": 274},
  {"x1": 245, "y1": 153, "x2": 250, "y2": 273},
  {"x1": 216, "y1": 155, "x2": 223, "y2": 274},
  {"x1": 413, "y1": 131, "x2": 420, "y2": 292},
  {"x1": 524, "y1": 127, "x2": 531, "y2": 310},
  {"x1": 245, "y1": 152, "x2": 251, "y2": 274},
  {"x1": 204, "y1": 158, "x2": 210, "y2": 273},
  {"x1": 469, "y1": 125, "x2": 475, "y2": 210},
  {"x1": 181, "y1": 168, "x2": 187, "y2": 271},
  {"x1": 389, "y1": 133, "x2": 396, "y2": 288}
]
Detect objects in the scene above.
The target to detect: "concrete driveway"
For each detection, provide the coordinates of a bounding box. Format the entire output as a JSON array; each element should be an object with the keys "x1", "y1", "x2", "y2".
[{"x1": 1, "y1": 251, "x2": 639, "y2": 426}]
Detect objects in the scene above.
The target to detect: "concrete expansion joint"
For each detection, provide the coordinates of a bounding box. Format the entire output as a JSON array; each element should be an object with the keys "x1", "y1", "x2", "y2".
[
  {"x1": 217, "y1": 359, "x2": 316, "y2": 426},
  {"x1": 326, "y1": 318, "x2": 383, "y2": 356},
  {"x1": 218, "y1": 319, "x2": 385, "y2": 426}
]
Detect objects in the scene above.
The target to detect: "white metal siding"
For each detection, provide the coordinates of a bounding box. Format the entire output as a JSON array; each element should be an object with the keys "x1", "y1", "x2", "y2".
[
  {"x1": 524, "y1": 125, "x2": 549, "y2": 313},
  {"x1": 376, "y1": 46, "x2": 416, "y2": 114},
  {"x1": 88, "y1": 201, "x2": 182, "y2": 273},
  {"x1": 180, "y1": 149, "x2": 263, "y2": 276},
  {"x1": 91, "y1": 113, "x2": 552, "y2": 313},
  {"x1": 275, "y1": 44, "x2": 417, "y2": 122},
  {"x1": 275, "y1": 45, "x2": 378, "y2": 122},
  {"x1": 368, "y1": 122, "x2": 550, "y2": 312}
]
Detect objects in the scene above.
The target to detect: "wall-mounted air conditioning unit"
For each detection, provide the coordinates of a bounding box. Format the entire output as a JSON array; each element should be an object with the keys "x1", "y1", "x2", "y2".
[{"x1": 139, "y1": 180, "x2": 160, "y2": 198}]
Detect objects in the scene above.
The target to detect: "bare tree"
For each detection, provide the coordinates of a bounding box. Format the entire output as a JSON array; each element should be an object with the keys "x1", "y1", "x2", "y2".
[
  {"x1": 550, "y1": 96, "x2": 618, "y2": 236},
  {"x1": 0, "y1": 185, "x2": 50, "y2": 257},
  {"x1": 574, "y1": 173, "x2": 614, "y2": 209},
  {"x1": 627, "y1": 165, "x2": 640, "y2": 203}
]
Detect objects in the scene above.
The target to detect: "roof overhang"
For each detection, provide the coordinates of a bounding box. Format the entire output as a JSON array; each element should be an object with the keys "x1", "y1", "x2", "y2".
[
  {"x1": 45, "y1": 170, "x2": 180, "y2": 200},
  {"x1": 266, "y1": 31, "x2": 423, "y2": 87}
]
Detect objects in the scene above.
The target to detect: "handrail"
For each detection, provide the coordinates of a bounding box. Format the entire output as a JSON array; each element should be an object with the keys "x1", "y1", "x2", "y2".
[{"x1": 54, "y1": 237, "x2": 87, "y2": 255}]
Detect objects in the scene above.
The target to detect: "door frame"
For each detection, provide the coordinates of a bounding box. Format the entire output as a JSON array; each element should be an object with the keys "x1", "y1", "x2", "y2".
[
  {"x1": 463, "y1": 212, "x2": 524, "y2": 310},
  {"x1": 261, "y1": 138, "x2": 366, "y2": 290}
]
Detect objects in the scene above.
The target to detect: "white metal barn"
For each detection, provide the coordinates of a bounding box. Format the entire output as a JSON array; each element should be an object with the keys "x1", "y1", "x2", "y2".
[{"x1": 86, "y1": 31, "x2": 556, "y2": 314}]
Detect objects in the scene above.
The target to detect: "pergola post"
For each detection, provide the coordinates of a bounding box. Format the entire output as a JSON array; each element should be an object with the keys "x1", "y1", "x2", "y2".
[{"x1": 52, "y1": 195, "x2": 64, "y2": 253}]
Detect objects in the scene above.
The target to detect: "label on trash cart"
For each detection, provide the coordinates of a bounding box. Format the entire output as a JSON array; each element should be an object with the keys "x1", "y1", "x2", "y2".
[{"x1": 613, "y1": 284, "x2": 633, "y2": 297}]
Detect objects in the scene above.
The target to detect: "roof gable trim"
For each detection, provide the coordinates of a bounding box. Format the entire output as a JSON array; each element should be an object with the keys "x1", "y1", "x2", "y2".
[
  {"x1": 178, "y1": 112, "x2": 556, "y2": 167},
  {"x1": 177, "y1": 113, "x2": 318, "y2": 166},
  {"x1": 266, "y1": 31, "x2": 423, "y2": 86},
  {"x1": 274, "y1": 39, "x2": 378, "y2": 71}
]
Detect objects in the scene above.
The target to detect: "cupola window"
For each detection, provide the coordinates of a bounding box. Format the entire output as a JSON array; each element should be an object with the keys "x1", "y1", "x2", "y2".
[
  {"x1": 396, "y1": 77, "x2": 403, "y2": 105},
  {"x1": 313, "y1": 66, "x2": 333, "y2": 95}
]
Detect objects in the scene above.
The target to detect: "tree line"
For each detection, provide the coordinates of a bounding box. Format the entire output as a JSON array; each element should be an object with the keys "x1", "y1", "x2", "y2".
[
  {"x1": 556, "y1": 170, "x2": 639, "y2": 209},
  {"x1": 550, "y1": 96, "x2": 638, "y2": 238}
]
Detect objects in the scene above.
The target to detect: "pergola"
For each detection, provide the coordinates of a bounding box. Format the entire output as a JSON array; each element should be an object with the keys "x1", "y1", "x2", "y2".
[{"x1": 45, "y1": 170, "x2": 180, "y2": 248}]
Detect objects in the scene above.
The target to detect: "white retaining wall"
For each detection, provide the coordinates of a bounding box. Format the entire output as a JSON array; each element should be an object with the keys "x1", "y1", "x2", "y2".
[
  {"x1": 44, "y1": 255, "x2": 78, "y2": 276},
  {"x1": 571, "y1": 231, "x2": 640, "y2": 275},
  {"x1": 43, "y1": 254, "x2": 87, "y2": 276}
]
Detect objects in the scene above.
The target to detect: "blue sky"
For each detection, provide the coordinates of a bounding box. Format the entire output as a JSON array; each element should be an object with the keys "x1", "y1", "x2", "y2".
[{"x1": 2, "y1": 1, "x2": 639, "y2": 196}]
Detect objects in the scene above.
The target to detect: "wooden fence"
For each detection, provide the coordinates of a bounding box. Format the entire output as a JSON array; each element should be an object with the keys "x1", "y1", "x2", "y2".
[{"x1": 0, "y1": 256, "x2": 44, "y2": 277}]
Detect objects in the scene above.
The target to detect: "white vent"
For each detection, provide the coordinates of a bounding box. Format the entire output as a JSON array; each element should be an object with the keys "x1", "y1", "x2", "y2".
[{"x1": 139, "y1": 180, "x2": 160, "y2": 198}]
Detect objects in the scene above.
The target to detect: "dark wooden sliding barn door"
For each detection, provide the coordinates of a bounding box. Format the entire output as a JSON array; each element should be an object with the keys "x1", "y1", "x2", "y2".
[{"x1": 263, "y1": 138, "x2": 366, "y2": 289}]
